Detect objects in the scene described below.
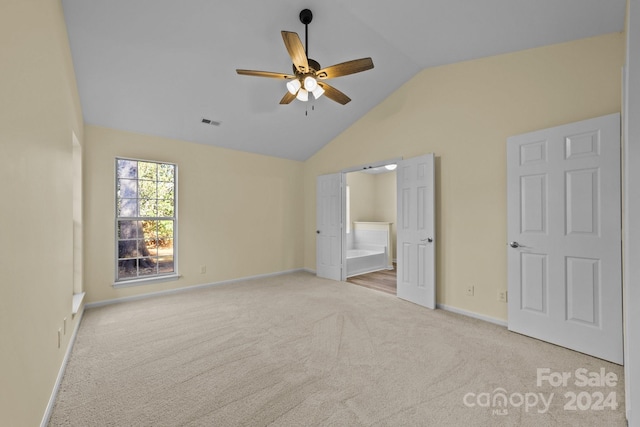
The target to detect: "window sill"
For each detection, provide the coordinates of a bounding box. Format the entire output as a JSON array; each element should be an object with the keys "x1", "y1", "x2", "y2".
[
  {"x1": 113, "y1": 274, "x2": 181, "y2": 288},
  {"x1": 72, "y1": 292, "x2": 85, "y2": 317}
]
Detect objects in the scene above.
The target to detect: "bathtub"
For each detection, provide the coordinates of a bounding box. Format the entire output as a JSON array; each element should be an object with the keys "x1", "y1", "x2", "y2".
[{"x1": 346, "y1": 247, "x2": 387, "y2": 277}]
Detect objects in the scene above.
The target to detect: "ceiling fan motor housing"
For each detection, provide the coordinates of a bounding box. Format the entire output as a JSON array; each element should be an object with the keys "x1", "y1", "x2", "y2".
[
  {"x1": 299, "y1": 9, "x2": 313, "y2": 25},
  {"x1": 293, "y1": 58, "x2": 321, "y2": 75}
]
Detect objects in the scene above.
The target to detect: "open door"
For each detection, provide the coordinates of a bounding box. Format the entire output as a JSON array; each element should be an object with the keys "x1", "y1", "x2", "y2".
[
  {"x1": 507, "y1": 113, "x2": 622, "y2": 364},
  {"x1": 396, "y1": 154, "x2": 436, "y2": 308},
  {"x1": 316, "y1": 173, "x2": 343, "y2": 281}
]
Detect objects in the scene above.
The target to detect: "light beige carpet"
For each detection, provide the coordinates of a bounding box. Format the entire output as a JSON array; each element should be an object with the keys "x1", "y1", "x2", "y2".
[{"x1": 49, "y1": 272, "x2": 626, "y2": 426}]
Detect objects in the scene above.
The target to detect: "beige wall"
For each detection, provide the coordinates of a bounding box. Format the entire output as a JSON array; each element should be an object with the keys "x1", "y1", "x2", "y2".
[
  {"x1": 0, "y1": 1, "x2": 84, "y2": 426},
  {"x1": 304, "y1": 32, "x2": 625, "y2": 322},
  {"x1": 83, "y1": 125, "x2": 305, "y2": 303},
  {"x1": 373, "y1": 172, "x2": 397, "y2": 259},
  {"x1": 346, "y1": 171, "x2": 376, "y2": 226}
]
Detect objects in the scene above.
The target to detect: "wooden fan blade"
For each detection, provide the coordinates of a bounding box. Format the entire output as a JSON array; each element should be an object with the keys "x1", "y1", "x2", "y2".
[
  {"x1": 280, "y1": 91, "x2": 296, "y2": 104},
  {"x1": 318, "y1": 82, "x2": 351, "y2": 105},
  {"x1": 316, "y1": 58, "x2": 374, "y2": 79},
  {"x1": 236, "y1": 69, "x2": 295, "y2": 79},
  {"x1": 281, "y1": 31, "x2": 309, "y2": 73}
]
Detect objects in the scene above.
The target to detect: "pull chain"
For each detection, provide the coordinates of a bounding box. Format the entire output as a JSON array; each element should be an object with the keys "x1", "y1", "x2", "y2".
[{"x1": 305, "y1": 101, "x2": 316, "y2": 117}]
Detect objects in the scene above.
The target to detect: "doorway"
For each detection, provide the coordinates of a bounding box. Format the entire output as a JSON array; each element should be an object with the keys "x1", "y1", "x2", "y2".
[
  {"x1": 343, "y1": 165, "x2": 397, "y2": 294},
  {"x1": 317, "y1": 154, "x2": 436, "y2": 309}
]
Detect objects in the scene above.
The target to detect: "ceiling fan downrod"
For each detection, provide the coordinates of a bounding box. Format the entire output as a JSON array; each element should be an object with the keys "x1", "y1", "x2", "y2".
[{"x1": 300, "y1": 9, "x2": 312, "y2": 56}]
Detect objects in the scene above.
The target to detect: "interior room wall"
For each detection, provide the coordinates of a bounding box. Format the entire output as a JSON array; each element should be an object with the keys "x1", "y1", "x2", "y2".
[
  {"x1": 347, "y1": 171, "x2": 397, "y2": 259},
  {"x1": 0, "y1": 1, "x2": 84, "y2": 426},
  {"x1": 372, "y1": 172, "x2": 397, "y2": 260},
  {"x1": 346, "y1": 171, "x2": 375, "y2": 231},
  {"x1": 304, "y1": 32, "x2": 625, "y2": 322},
  {"x1": 83, "y1": 125, "x2": 305, "y2": 303}
]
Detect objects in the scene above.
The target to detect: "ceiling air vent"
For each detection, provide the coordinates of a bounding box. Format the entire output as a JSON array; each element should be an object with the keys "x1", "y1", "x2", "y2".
[{"x1": 201, "y1": 118, "x2": 221, "y2": 126}]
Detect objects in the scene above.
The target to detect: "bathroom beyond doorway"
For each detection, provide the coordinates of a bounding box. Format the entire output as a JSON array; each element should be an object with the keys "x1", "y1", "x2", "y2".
[{"x1": 347, "y1": 263, "x2": 397, "y2": 295}]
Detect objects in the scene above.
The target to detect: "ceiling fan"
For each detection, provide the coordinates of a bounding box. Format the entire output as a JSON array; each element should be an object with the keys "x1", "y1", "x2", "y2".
[{"x1": 236, "y1": 9, "x2": 374, "y2": 105}]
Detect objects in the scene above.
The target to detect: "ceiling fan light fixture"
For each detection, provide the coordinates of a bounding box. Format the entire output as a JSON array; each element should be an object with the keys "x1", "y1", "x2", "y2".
[
  {"x1": 236, "y1": 9, "x2": 373, "y2": 106},
  {"x1": 385, "y1": 164, "x2": 397, "y2": 171},
  {"x1": 303, "y1": 75, "x2": 318, "y2": 91},
  {"x1": 312, "y1": 85, "x2": 325, "y2": 99},
  {"x1": 296, "y1": 88, "x2": 309, "y2": 101},
  {"x1": 286, "y1": 79, "x2": 301, "y2": 95}
]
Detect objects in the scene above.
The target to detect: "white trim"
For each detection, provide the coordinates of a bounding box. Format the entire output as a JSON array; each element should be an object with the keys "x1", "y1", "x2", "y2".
[
  {"x1": 626, "y1": 1, "x2": 640, "y2": 423},
  {"x1": 88, "y1": 269, "x2": 308, "y2": 309},
  {"x1": 40, "y1": 308, "x2": 85, "y2": 427},
  {"x1": 303, "y1": 268, "x2": 316, "y2": 275},
  {"x1": 72, "y1": 292, "x2": 85, "y2": 315},
  {"x1": 113, "y1": 273, "x2": 181, "y2": 288},
  {"x1": 436, "y1": 303, "x2": 508, "y2": 327}
]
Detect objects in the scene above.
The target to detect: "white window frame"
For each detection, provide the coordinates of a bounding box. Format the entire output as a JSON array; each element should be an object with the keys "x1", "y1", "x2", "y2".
[{"x1": 114, "y1": 157, "x2": 179, "y2": 287}]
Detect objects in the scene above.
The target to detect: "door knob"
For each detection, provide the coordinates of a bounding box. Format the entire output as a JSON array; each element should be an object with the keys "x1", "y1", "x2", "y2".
[
  {"x1": 316, "y1": 230, "x2": 320, "y2": 234},
  {"x1": 421, "y1": 237, "x2": 434, "y2": 243},
  {"x1": 509, "y1": 241, "x2": 520, "y2": 248}
]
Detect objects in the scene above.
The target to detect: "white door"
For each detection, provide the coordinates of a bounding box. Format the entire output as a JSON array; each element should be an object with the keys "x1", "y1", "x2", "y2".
[
  {"x1": 316, "y1": 173, "x2": 343, "y2": 281},
  {"x1": 507, "y1": 113, "x2": 622, "y2": 364},
  {"x1": 397, "y1": 154, "x2": 436, "y2": 309}
]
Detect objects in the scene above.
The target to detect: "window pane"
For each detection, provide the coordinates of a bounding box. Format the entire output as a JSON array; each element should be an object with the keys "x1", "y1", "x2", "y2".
[
  {"x1": 145, "y1": 239, "x2": 158, "y2": 256},
  {"x1": 158, "y1": 163, "x2": 174, "y2": 182},
  {"x1": 118, "y1": 179, "x2": 138, "y2": 198},
  {"x1": 158, "y1": 182, "x2": 173, "y2": 200},
  {"x1": 118, "y1": 240, "x2": 135, "y2": 259},
  {"x1": 117, "y1": 159, "x2": 138, "y2": 179},
  {"x1": 139, "y1": 162, "x2": 157, "y2": 181},
  {"x1": 139, "y1": 179, "x2": 157, "y2": 200},
  {"x1": 158, "y1": 255, "x2": 174, "y2": 274},
  {"x1": 118, "y1": 258, "x2": 138, "y2": 279},
  {"x1": 118, "y1": 198, "x2": 138, "y2": 217},
  {"x1": 118, "y1": 220, "x2": 138, "y2": 239},
  {"x1": 158, "y1": 220, "x2": 173, "y2": 239},
  {"x1": 142, "y1": 220, "x2": 158, "y2": 239},
  {"x1": 138, "y1": 258, "x2": 158, "y2": 276},
  {"x1": 158, "y1": 198, "x2": 174, "y2": 217},
  {"x1": 139, "y1": 199, "x2": 157, "y2": 217}
]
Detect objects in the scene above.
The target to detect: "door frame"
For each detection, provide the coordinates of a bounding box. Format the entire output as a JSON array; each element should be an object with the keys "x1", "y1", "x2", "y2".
[{"x1": 339, "y1": 157, "x2": 403, "y2": 282}]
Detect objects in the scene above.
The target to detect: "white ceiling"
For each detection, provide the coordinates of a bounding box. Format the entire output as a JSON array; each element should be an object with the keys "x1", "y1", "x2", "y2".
[{"x1": 61, "y1": 0, "x2": 626, "y2": 161}]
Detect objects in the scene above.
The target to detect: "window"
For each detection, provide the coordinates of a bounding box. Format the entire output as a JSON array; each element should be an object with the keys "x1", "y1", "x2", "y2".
[{"x1": 116, "y1": 158, "x2": 177, "y2": 284}]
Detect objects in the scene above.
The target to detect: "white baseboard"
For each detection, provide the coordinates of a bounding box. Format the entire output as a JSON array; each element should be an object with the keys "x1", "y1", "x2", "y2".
[
  {"x1": 436, "y1": 303, "x2": 508, "y2": 327},
  {"x1": 40, "y1": 307, "x2": 85, "y2": 427},
  {"x1": 85, "y1": 268, "x2": 309, "y2": 309}
]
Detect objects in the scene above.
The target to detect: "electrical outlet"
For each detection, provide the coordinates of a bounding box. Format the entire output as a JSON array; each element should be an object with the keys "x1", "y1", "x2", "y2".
[
  {"x1": 200, "y1": 265, "x2": 206, "y2": 274},
  {"x1": 498, "y1": 290, "x2": 508, "y2": 302},
  {"x1": 466, "y1": 285, "x2": 474, "y2": 296}
]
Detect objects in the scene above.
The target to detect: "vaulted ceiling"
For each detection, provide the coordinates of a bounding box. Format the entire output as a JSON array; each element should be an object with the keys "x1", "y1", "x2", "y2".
[{"x1": 62, "y1": 0, "x2": 626, "y2": 161}]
